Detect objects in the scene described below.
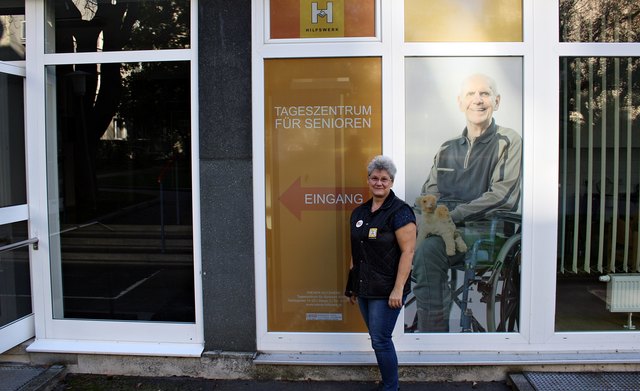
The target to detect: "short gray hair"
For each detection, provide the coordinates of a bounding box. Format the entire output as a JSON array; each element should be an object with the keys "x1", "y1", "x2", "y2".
[{"x1": 367, "y1": 155, "x2": 397, "y2": 180}]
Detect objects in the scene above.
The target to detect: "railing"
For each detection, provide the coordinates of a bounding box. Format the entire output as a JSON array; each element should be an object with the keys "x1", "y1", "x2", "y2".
[{"x1": 0, "y1": 237, "x2": 39, "y2": 253}]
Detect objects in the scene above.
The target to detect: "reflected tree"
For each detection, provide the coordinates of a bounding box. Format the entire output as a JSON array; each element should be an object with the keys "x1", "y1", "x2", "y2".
[
  {"x1": 560, "y1": 0, "x2": 639, "y2": 42},
  {"x1": 54, "y1": 0, "x2": 189, "y2": 222},
  {"x1": 559, "y1": 0, "x2": 640, "y2": 140}
]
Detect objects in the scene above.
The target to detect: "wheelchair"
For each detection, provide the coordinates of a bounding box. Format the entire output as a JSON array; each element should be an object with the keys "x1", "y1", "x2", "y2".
[{"x1": 405, "y1": 209, "x2": 521, "y2": 333}]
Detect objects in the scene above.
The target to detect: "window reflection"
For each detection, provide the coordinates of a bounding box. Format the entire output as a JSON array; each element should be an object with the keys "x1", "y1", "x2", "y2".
[
  {"x1": 0, "y1": 72, "x2": 26, "y2": 208},
  {"x1": 0, "y1": 3, "x2": 25, "y2": 61},
  {"x1": 47, "y1": 61, "x2": 194, "y2": 322},
  {"x1": 560, "y1": 0, "x2": 640, "y2": 42},
  {"x1": 0, "y1": 221, "x2": 31, "y2": 328},
  {"x1": 557, "y1": 57, "x2": 640, "y2": 331},
  {"x1": 45, "y1": 0, "x2": 190, "y2": 53}
]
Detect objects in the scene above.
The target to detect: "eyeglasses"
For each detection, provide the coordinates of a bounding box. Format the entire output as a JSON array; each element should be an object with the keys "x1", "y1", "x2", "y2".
[{"x1": 368, "y1": 176, "x2": 392, "y2": 185}]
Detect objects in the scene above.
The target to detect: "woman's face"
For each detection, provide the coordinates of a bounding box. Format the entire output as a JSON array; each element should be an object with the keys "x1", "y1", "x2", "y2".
[{"x1": 368, "y1": 168, "x2": 393, "y2": 199}]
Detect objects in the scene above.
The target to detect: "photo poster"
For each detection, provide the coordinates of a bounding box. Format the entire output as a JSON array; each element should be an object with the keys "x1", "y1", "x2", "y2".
[
  {"x1": 404, "y1": 0, "x2": 522, "y2": 42},
  {"x1": 270, "y1": 0, "x2": 375, "y2": 39},
  {"x1": 404, "y1": 57, "x2": 523, "y2": 332},
  {"x1": 264, "y1": 57, "x2": 381, "y2": 332}
]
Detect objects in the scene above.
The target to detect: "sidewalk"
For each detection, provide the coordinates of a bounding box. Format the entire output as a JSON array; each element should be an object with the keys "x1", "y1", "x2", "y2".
[
  {"x1": 51, "y1": 374, "x2": 513, "y2": 390},
  {"x1": 6, "y1": 363, "x2": 640, "y2": 390},
  {"x1": 0, "y1": 364, "x2": 512, "y2": 391}
]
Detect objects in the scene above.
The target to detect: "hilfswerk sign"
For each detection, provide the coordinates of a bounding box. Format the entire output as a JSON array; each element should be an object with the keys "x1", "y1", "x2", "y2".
[{"x1": 301, "y1": 0, "x2": 344, "y2": 37}]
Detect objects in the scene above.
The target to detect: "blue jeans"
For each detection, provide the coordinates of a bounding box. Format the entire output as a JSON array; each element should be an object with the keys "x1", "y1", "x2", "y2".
[{"x1": 358, "y1": 297, "x2": 404, "y2": 391}]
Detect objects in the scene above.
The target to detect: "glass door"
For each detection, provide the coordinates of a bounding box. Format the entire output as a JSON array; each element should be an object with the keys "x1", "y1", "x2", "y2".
[
  {"x1": 0, "y1": 61, "x2": 34, "y2": 355},
  {"x1": 44, "y1": 61, "x2": 196, "y2": 324},
  {"x1": 24, "y1": 1, "x2": 203, "y2": 355}
]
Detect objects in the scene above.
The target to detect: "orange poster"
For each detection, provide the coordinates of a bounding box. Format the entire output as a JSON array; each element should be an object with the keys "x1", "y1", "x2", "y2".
[
  {"x1": 265, "y1": 57, "x2": 381, "y2": 332},
  {"x1": 405, "y1": 0, "x2": 522, "y2": 42},
  {"x1": 270, "y1": 0, "x2": 375, "y2": 39}
]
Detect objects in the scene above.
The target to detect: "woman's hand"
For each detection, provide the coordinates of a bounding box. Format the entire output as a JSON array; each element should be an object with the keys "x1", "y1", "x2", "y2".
[
  {"x1": 348, "y1": 295, "x2": 357, "y2": 305},
  {"x1": 388, "y1": 287, "x2": 404, "y2": 309}
]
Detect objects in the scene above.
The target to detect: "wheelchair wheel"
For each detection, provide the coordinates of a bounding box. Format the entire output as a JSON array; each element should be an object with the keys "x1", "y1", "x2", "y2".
[{"x1": 485, "y1": 234, "x2": 521, "y2": 332}]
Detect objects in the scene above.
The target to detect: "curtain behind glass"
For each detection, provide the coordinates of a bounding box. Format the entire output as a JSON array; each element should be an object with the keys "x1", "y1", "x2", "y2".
[{"x1": 556, "y1": 56, "x2": 640, "y2": 332}]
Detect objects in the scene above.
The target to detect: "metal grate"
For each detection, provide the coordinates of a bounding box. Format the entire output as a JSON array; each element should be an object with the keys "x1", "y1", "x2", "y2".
[
  {"x1": 524, "y1": 372, "x2": 640, "y2": 391},
  {"x1": 0, "y1": 365, "x2": 45, "y2": 391}
]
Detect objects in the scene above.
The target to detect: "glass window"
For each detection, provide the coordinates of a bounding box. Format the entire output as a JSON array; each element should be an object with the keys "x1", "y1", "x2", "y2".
[
  {"x1": 264, "y1": 57, "x2": 381, "y2": 332},
  {"x1": 0, "y1": 2, "x2": 25, "y2": 61},
  {"x1": 269, "y1": 0, "x2": 375, "y2": 39},
  {"x1": 405, "y1": 0, "x2": 523, "y2": 42},
  {"x1": 46, "y1": 61, "x2": 194, "y2": 322},
  {"x1": 0, "y1": 221, "x2": 31, "y2": 327},
  {"x1": 404, "y1": 57, "x2": 523, "y2": 333},
  {"x1": 0, "y1": 71, "x2": 26, "y2": 208},
  {"x1": 45, "y1": 0, "x2": 190, "y2": 53},
  {"x1": 560, "y1": 0, "x2": 640, "y2": 43},
  {"x1": 557, "y1": 56, "x2": 640, "y2": 331}
]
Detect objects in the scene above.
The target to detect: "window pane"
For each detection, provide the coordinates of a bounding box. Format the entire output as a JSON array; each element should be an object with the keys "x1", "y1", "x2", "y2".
[
  {"x1": 0, "y1": 72, "x2": 26, "y2": 208},
  {"x1": 560, "y1": 0, "x2": 640, "y2": 42},
  {"x1": 269, "y1": 0, "x2": 375, "y2": 39},
  {"x1": 0, "y1": 221, "x2": 31, "y2": 327},
  {"x1": 405, "y1": 0, "x2": 523, "y2": 42},
  {"x1": 45, "y1": 0, "x2": 190, "y2": 53},
  {"x1": 557, "y1": 57, "x2": 640, "y2": 331},
  {"x1": 0, "y1": 2, "x2": 26, "y2": 61},
  {"x1": 264, "y1": 57, "x2": 381, "y2": 332},
  {"x1": 46, "y1": 61, "x2": 194, "y2": 322},
  {"x1": 404, "y1": 58, "x2": 523, "y2": 333}
]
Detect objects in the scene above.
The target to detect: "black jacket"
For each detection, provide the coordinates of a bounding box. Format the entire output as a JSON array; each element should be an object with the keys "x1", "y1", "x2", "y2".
[{"x1": 346, "y1": 190, "x2": 413, "y2": 299}]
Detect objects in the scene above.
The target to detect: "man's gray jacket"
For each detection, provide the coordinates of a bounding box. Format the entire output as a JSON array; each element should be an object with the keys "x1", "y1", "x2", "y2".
[{"x1": 421, "y1": 119, "x2": 522, "y2": 223}]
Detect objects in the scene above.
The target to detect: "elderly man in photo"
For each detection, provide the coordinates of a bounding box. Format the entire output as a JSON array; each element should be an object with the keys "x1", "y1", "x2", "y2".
[{"x1": 412, "y1": 73, "x2": 522, "y2": 332}]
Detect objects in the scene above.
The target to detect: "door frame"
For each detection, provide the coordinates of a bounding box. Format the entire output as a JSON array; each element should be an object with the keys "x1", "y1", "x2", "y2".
[
  {"x1": 0, "y1": 61, "x2": 35, "y2": 355},
  {"x1": 23, "y1": 0, "x2": 204, "y2": 357}
]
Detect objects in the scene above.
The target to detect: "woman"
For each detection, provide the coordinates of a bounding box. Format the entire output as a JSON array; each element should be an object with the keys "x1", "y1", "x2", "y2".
[{"x1": 345, "y1": 155, "x2": 416, "y2": 391}]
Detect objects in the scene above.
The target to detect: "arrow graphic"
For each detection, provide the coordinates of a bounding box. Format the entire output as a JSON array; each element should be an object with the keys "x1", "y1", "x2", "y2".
[{"x1": 279, "y1": 177, "x2": 369, "y2": 220}]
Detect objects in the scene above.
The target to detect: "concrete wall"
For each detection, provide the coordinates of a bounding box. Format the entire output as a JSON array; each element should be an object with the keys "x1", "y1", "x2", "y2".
[{"x1": 199, "y1": 1, "x2": 255, "y2": 352}]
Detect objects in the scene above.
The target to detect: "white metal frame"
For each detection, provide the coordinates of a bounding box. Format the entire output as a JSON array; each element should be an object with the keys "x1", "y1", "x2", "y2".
[
  {"x1": 252, "y1": 0, "x2": 640, "y2": 359},
  {"x1": 252, "y1": 0, "x2": 388, "y2": 355},
  {"x1": 0, "y1": 59, "x2": 35, "y2": 355},
  {"x1": 24, "y1": 0, "x2": 203, "y2": 357},
  {"x1": 537, "y1": 4, "x2": 640, "y2": 352}
]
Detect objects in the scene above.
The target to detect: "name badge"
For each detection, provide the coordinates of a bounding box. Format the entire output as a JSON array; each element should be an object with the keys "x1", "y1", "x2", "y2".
[{"x1": 368, "y1": 228, "x2": 378, "y2": 239}]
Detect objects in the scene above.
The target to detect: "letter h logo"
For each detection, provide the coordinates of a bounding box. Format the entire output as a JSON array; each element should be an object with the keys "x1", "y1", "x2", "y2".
[{"x1": 311, "y1": 2, "x2": 333, "y2": 24}]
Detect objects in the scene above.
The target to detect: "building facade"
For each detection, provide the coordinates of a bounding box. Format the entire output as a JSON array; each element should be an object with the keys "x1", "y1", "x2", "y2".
[{"x1": 1, "y1": 0, "x2": 640, "y2": 378}]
